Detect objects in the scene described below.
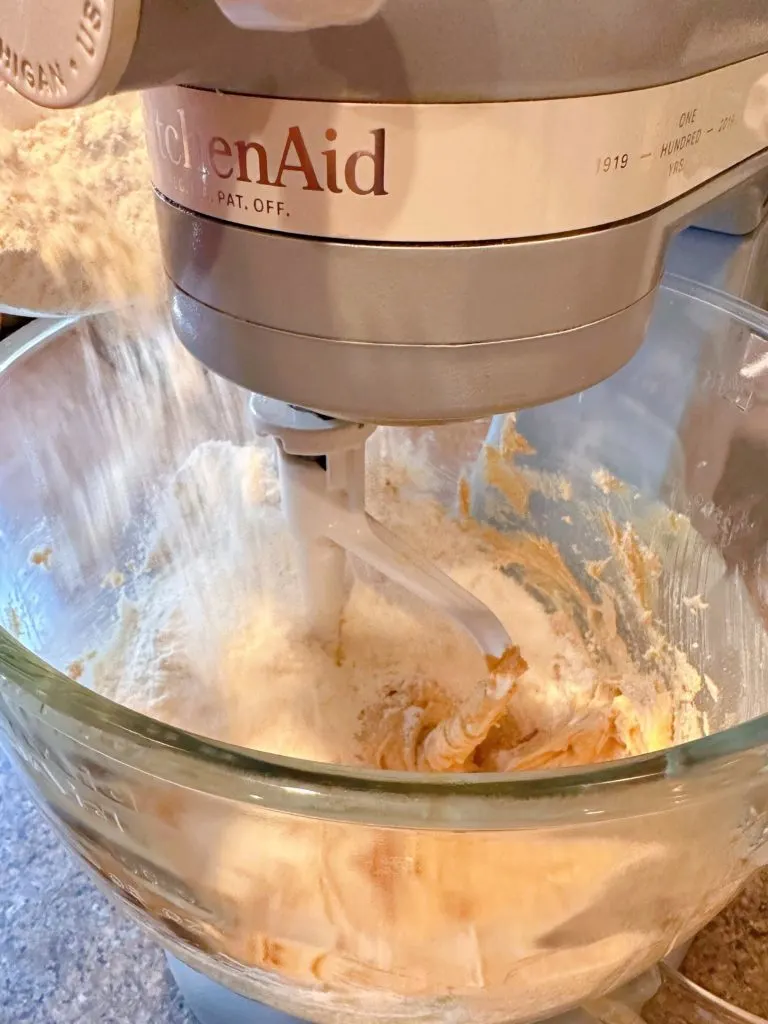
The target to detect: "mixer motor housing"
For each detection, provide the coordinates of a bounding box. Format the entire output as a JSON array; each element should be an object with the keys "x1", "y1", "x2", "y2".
[{"x1": 3, "y1": 0, "x2": 768, "y2": 422}]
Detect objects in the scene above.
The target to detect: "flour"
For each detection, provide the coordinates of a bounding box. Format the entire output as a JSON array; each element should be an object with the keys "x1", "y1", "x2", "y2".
[
  {"x1": 91, "y1": 433, "x2": 677, "y2": 769},
  {"x1": 0, "y1": 92, "x2": 160, "y2": 314}
]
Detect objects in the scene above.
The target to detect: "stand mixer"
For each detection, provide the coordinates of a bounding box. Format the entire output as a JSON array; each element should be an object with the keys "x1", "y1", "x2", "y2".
[
  {"x1": 7, "y1": 0, "x2": 768, "y2": 680},
  {"x1": 4, "y1": 2, "x2": 768, "y2": 1023}
]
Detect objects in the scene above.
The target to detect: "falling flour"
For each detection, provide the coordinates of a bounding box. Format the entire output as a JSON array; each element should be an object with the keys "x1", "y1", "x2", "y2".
[
  {"x1": 90, "y1": 435, "x2": 680, "y2": 770},
  {"x1": 0, "y1": 92, "x2": 160, "y2": 314}
]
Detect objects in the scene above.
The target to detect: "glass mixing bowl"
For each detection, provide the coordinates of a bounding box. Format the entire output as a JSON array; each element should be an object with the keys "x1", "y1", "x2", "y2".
[{"x1": 3, "y1": 278, "x2": 768, "y2": 1024}]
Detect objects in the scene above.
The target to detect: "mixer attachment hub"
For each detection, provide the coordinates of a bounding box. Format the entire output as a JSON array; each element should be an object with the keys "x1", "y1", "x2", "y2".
[{"x1": 250, "y1": 394, "x2": 375, "y2": 458}]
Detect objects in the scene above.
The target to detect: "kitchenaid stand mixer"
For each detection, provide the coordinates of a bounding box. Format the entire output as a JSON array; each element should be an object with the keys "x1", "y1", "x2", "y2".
[{"x1": 4, "y1": 1, "x2": 768, "y2": 1023}]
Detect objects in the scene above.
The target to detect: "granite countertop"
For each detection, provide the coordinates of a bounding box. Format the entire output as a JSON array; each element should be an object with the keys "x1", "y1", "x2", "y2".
[{"x1": 0, "y1": 750, "x2": 197, "y2": 1024}]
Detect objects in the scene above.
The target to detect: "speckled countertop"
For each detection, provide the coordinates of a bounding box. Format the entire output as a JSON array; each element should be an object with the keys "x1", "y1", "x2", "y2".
[{"x1": 0, "y1": 749, "x2": 197, "y2": 1024}]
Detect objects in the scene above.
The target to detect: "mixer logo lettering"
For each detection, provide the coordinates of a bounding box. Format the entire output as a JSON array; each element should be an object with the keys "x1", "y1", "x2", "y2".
[
  {"x1": 151, "y1": 106, "x2": 388, "y2": 197},
  {"x1": 0, "y1": 38, "x2": 66, "y2": 98}
]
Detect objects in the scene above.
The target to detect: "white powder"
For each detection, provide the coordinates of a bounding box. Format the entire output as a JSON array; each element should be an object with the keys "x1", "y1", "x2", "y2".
[
  {"x1": 91, "y1": 434, "x2": 676, "y2": 770},
  {"x1": 0, "y1": 92, "x2": 160, "y2": 314}
]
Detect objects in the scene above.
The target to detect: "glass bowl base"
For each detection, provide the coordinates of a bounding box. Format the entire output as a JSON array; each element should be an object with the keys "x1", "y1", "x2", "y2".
[
  {"x1": 165, "y1": 954, "x2": 618, "y2": 1024},
  {"x1": 166, "y1": 955, "x2": 303, "y2": 1024}
]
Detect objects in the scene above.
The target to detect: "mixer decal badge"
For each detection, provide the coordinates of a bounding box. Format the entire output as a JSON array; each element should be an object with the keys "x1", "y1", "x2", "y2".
[
  {"x1": 147, "y1": 100, "x2": 388, "y2": 204},
  {"x1": 144, "y1": 56, "x2": 768, "y2": 243}
]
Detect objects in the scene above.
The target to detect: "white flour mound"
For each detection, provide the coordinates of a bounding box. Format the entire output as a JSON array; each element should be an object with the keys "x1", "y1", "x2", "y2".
[
  {"x1": 0, "y1": 92, "x2": 160, "y2": 314},
  {"x1": 91, "y1": 435, "x2": 675, "y2": 770}
]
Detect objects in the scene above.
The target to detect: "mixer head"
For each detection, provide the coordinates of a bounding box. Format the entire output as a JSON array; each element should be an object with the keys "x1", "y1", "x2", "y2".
[{"x1": 3, "y1": 0, "x2": 768, "y2": 423}]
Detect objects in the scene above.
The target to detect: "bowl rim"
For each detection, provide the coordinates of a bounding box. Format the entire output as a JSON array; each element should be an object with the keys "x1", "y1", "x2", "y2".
[
  {"x1": 3, "y1": 277, "x2": 768, "y2": 824},
  {"x1": 658, "y1": 961, "x2": 768, "y2": 1024}
]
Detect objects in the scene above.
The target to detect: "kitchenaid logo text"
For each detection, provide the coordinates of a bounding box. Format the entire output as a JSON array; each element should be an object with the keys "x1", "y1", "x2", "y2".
[{"x1": 150, "y1": 107, "x2": 388, "y2": 200}]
